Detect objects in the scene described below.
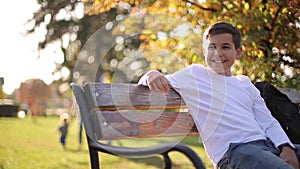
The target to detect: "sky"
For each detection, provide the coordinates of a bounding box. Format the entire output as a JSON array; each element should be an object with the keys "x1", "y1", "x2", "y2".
[{"x1": 0, "y1": 1, "x2": 55, "y2": 95}]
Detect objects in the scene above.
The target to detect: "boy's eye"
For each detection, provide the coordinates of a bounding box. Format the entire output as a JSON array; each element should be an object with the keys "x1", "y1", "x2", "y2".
[
  {"x1": 223, "y1": 45, "x2": 231, "y2": 48},
  {"x1": 208, "y1": 45, "x2": 216, "y2": 49},
  {"x1": 222, "y1": 44, "x2": 233, "y2": 49}
]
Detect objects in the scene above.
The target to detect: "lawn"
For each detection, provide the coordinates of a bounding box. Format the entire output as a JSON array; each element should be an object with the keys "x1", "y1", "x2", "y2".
[{"x1": 0, "y1": 116, "x2": 213, "y2": 169}]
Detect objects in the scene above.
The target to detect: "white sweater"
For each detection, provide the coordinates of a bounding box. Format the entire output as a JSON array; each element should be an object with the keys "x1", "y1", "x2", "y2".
[{"x1": 139, "y1": 64, "x2": 292, "y2": 168}]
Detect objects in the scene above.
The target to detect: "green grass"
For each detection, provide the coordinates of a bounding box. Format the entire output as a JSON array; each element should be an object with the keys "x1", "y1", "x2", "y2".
[{"x1": 0, "y1": 116, "x2": 213, "y2": 169}]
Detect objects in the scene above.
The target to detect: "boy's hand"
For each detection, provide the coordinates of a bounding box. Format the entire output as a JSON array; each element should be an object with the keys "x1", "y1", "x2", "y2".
[
  {"x1": 146, "y1": 70, "x2": 172, "y2": 93},
  {"x1": 279, "y1": 146, "x2": 299, "y2": 169}
]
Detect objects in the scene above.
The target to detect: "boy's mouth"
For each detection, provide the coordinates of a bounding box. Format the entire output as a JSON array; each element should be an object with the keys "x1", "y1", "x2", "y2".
[{"x1": 212, "y1": 60, "x2": 226, "y2": 63}]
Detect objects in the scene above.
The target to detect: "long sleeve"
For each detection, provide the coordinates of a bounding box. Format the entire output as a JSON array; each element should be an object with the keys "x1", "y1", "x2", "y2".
[{"x1": 252, "y1": 86, "x2": 295, "y2": 149}]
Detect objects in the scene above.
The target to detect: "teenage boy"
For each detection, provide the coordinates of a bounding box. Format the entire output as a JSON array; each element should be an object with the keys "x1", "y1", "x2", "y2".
[{"x1": 138, "y1": 22, "x2": 300, "y2": 169}]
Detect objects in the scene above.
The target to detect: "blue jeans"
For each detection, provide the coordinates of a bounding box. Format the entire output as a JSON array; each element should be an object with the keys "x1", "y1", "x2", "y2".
[
  {"x1": 218, "y1": 139, "x2": 300, "y2": 169},
  {"x1": 60, "y1": 135, "x2": 66, "y2": 146}
]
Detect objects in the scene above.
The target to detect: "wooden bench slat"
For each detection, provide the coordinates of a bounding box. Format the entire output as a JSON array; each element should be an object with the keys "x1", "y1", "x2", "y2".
[
  {"x1": 92, "y1": 110, "x2": 198, "y2": 140},
  {"x1": 83, "y1": 83, "x2": 187, "y2": 111}
]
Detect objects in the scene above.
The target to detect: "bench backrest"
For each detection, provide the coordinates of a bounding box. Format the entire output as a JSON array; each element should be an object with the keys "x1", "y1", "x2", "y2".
[{"x1": 72, "y1": 83, "x2": 198, "y2": 141}]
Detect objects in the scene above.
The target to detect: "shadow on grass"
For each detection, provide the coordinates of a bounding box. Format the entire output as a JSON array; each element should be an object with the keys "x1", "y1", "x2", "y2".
[
  {"x1": 128, "y1": 154, "x2": 197, "y2": 169},
  {"x1": 66, "y1": 147, "x2": 89, "y2": 153},
  {"x1": 75, "y1": 161, "x2": 90, "y2": 166},
  {"x1": 128, "y1": 156, "x2": 164, "y2": 168}
]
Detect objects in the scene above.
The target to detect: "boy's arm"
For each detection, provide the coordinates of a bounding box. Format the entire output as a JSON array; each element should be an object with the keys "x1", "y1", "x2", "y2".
[
  {"x1": 138, "y1": 70, "x2": 172, "y2": 93},
  {"x1": 253, "y1": 90, "x2": 293, "y2": 147},
  {"x1": 252, "y1": 86, "x2": 299, "y2": 168}
]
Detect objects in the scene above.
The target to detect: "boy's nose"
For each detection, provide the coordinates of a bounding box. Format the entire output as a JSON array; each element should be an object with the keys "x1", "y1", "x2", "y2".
[{"x1": 214, "y1": 49, "x2": 223, "y2": 57}]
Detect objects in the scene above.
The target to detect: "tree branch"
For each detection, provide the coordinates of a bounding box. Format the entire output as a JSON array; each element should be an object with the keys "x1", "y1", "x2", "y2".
[{"x1": 183, "y1": 0, "x2": 218, "y2": 12}]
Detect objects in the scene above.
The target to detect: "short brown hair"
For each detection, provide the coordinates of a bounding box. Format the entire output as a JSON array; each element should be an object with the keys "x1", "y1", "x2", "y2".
[{"x1": 203, "y1": 22, "x2": 241, "y2": 49}]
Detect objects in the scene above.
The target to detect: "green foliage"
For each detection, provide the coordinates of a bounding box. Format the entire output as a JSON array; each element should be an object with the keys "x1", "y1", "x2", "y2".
[
  {"x1": 28, "y1": 0, "x2": 300, "y2": 88},
  {"x1": 211, "y1": 0, "x2": 300, "y2": 88}
]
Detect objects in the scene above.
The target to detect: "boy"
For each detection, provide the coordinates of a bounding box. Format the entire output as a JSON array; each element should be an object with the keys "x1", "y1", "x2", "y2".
[
  {"x1": 58, "y1": 113, "x2": 69, "y2": 150},
  {"x1": 138, "y1": 22, "x2": 300, "y2": 169}
]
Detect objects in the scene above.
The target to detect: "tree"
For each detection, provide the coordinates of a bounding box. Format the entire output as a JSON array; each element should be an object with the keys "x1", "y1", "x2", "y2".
[
  {"x1": 86, "y1": 0, "x2": 300, "y2": 88},
  {"x1": 26, "y1": 0, "x2": 125, "y2": 92},
  {"x1": 17, "y1": 79, "x2": 51, "y2": 118},
  {"x1": 27, "y1": 0, "x2": 300, "y2": 89}
]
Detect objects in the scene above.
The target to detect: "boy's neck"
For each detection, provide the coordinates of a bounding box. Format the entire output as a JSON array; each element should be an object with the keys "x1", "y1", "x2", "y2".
[{"x1": 207, "y1": 67, "x2": 232, "y2": 76}]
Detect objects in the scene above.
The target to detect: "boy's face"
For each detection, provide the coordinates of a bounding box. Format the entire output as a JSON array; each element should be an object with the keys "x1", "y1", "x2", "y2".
[{"x1": 203, "y1": 33, "x2": 242, "y2": 76}]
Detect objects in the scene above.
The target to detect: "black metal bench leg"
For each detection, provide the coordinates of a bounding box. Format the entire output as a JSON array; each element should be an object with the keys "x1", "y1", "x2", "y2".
[
  {"x1": 171, "y1": 144, "x2": 206, "y2": 169},
  {"x1": 89, "y1": 148, "x2": 100, "y2": 169},
  {"x1": 87, "y1": 136, "x2": 100, "y2": 169},
  {"x1": 162, "y1": 153, "x2": 172, "y2": 169}
]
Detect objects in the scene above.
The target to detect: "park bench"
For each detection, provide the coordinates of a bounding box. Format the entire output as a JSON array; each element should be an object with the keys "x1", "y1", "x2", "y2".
[
  {"x1": 71, "y1": 82, "x2": 300, "y2": 169},
  {"x1": 71, "y1": 82, "x2": 206, "y2": 169}
]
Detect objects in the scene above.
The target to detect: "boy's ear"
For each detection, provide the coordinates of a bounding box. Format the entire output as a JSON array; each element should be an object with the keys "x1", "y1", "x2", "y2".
[{"x1": 235, "y1": 47, "x2": 243, "y2": 59}]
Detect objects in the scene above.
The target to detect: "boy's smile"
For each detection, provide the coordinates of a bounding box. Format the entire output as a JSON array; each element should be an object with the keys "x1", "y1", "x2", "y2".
[{"x1": 203, "y1": 33, "x2": 242, "y2": 76}]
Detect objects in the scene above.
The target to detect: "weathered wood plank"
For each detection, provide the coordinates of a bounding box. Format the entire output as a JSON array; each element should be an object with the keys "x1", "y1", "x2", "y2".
[
  {"x1": 92, "y1": 110, "x2": 198, "y2": 140},
  {"x1": 82, "y1": 83, "x2": 198, "y2": 140},
  {"x1": 83, "y1": 83, "x2": 186, "y2": 110}
]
